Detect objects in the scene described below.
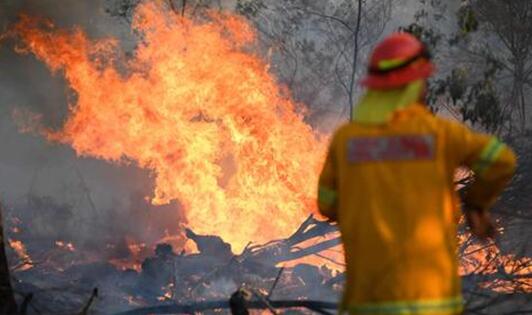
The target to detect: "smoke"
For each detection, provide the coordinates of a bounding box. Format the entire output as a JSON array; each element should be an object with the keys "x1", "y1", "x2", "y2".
[
  {"x1": 0, "y1": 1, "x2": 189, "y2": 263},
  {"x1": 0, "y1": 1, "x2": 145, "y2": 212}
]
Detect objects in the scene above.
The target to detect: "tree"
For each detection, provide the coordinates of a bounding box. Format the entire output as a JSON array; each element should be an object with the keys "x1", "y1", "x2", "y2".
[
  {"x1": 237, "y1": 0, "x2": 392, "y2": 123},
  {"x1": 421, "y1": 1, "x2": 532, "y2": 135},
  {"x1": 400, "y1": 2, "x2": 508, "y2": 134},
  {"x1": 467, "y1": 0, "x2": 532, "y2": 133},
  {"x1": 0, "y1": 203, "x2": 17, "y2": 314}
]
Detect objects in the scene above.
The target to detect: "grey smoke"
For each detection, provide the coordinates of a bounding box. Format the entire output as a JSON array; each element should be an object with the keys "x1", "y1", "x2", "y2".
[{"x1": 0, "y1": 0, "x2": 148, "y2": 215}]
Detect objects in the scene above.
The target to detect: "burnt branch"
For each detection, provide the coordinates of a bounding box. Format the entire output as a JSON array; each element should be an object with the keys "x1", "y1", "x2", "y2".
[
  {"x1": 78, "y1": 288, "x2": 98, "y2": 315},
  {"x1": 114, "y1": 299, "x2": 337, "y2": 315},
  {"x1": 19, "y1": 293, "x2": 33, "y2": 315}
]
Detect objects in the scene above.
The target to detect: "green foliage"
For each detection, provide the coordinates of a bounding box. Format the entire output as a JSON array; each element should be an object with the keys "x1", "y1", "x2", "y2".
[
  {"x1": 400, "y1": 4, "x2": 506, "y2": 132},
  {"x1": 461, "y1": 80, "x2": 502, "y2": 133},
  {"x1": 236, "y1": 0, "x2": 267, "y2": 18},
  {"x1": 447, "y1": 69, "x2": 468, "y2": 104},
  {"x1": 105, "y1": 0, "x2": 141, "y2": 21},
  {"x1": 429, "y1": 60, "x2": 504, "y2": 132},
  {"x1": 399, "y1": 23, "x2": 442, "y2": 50},
  {"x1": 458, "y1": 4, "x2": 478, "y2": 34}
]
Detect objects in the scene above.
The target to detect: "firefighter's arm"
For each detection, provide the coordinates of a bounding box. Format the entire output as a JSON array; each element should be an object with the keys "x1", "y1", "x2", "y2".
[
  {"x1": 317, "y1": 136, "x2": 338, "y2": 221},
  {"x1": 465, "y1": 136, "x2": 516, "y2": 239},
  {"x1": 464, "y1": 137, "x2": 517, "y2": 211},
  {"x1": 447, "y1": 121, "x2": 516, "y2": 210},
  {"x1": 447, "y1": 122, "x2": 517, "y2": 237}
]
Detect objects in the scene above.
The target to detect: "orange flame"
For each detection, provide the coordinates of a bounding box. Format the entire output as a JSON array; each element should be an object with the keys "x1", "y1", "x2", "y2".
[
  {"x1": 12, "y1": 3, "x2": 327, "y2": 252},
  {"x1": 458, "y1": 232, "x2": 532, "y2": 293},
  {"x1": 8, "y1": 239, "x2": 33, "y2": 270},
  {"x1": 55, "y1": 240, "x2": 76, "y2": 252}
]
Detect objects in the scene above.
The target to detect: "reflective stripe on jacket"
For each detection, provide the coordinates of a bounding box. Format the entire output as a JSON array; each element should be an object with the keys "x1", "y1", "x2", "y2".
[{"x1": 318, "y1": 104, "x2": 516, "y2": 315}]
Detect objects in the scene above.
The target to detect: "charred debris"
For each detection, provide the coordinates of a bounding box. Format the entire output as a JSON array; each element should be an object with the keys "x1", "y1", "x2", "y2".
[{"x1": 2, "y1": 212, "x2": 342, "y2": 314}]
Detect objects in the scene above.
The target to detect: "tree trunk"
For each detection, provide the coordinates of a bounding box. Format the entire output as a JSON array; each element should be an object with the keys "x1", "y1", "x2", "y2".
[
  {"x1": 519, "y1": 82, "x2": 527, "y2": 132},
  {"x1": 0, "y1": 202, "x2": 17, "y2": 314},
  {"x1": 348, "y1": 0, "x2": 363, "y2": 121},
  {"x1": 514, "y1": 59, "x2": 527, "y2": 133}
]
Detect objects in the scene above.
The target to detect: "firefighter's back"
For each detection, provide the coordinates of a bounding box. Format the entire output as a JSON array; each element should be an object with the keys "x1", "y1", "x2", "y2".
[{"x1": 333, "y1": 104, "x2": 463, "y2": 314}]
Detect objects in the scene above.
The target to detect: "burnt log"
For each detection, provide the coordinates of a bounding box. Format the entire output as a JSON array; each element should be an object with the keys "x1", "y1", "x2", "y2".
[
  {"x1": 229, "y1": 289, "x2": 251, "y2": 315},
  {"x1": 185, "y1": 228, "x2": 233, "y2": 260},
  {"x1": 240, "y1": 216, "x2": 341, "y2": 266},
  {"x1": 114, "y1": 299, "x2": 337, "y2": 315}
]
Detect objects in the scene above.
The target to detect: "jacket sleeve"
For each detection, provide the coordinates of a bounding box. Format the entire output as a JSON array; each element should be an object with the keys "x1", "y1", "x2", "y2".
[
  {"x1": 318, "y1": 134, "x2": 339, "y2": 221},
  {"x1": 445, "y1": 121, "x2": 517, "y2": 211}
]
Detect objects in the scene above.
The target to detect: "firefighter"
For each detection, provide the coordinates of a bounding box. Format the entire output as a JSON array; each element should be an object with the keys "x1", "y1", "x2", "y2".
[{"x1": 318, "y1": 32, "x2": 516, "y2": 315}]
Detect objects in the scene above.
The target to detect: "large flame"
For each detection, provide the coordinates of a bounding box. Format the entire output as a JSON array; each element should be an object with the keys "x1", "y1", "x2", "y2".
[{"x1": 12, "y1": 3, "x2": 327, "y2": 252}]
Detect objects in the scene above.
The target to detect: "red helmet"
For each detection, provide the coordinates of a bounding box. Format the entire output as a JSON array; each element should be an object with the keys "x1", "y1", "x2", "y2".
[{"x1": 361, "y1": 32, "x2": 434, "y2": 89}]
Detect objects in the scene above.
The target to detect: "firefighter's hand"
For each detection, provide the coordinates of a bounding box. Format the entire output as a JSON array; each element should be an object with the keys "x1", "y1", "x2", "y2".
[{"x1": 465, "y1": 207, "x2": 496, "y2": 240}]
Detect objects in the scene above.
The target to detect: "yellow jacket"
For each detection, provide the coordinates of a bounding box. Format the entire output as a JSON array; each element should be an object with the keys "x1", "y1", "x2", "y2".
[{"x1": 318, "y1": 104, "x2": 516, "y2": 315}]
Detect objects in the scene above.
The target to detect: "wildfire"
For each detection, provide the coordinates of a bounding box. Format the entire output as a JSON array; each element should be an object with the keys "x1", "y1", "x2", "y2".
[
  {"x1": 108, "y1": 238, "x2": 148, "y2": 272},
  {"x1": 7, "y1": 1, "x2": 530, "y2": 298},
  {"x1": 157, "y1": 283, "x2": 175, "y2": 301},
  {"x1": 55, "y1": 240, "x2": 76, "y2": 252},
  {"x1": 8, "y1": 239, "x2": 33, "y2": 271},
  {"x1": 11, "y1": 2, "x2": 326, "y2": 253},
  {"x1": 458, "y1": 231, "x2": 532, "y2": 293}
]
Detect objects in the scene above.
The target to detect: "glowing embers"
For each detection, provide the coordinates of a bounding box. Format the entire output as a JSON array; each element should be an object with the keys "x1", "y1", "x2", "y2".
[
  {"x1": 458, "y1": 229, "x2": 531, "y2": 293},
  {"x1": 8, "y1": 239, "x2": 33, "y2": 271}
]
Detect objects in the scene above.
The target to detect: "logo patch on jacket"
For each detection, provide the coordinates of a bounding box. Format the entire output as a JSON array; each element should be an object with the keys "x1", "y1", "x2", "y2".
[{"x1": 347, "y1": 135, "x2": 435, "y2": 163}]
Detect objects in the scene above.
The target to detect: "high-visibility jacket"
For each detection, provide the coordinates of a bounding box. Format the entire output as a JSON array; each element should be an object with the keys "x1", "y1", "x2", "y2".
[{"x1": 318, "y1": 103, "x2": 516, "y2": 315}]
